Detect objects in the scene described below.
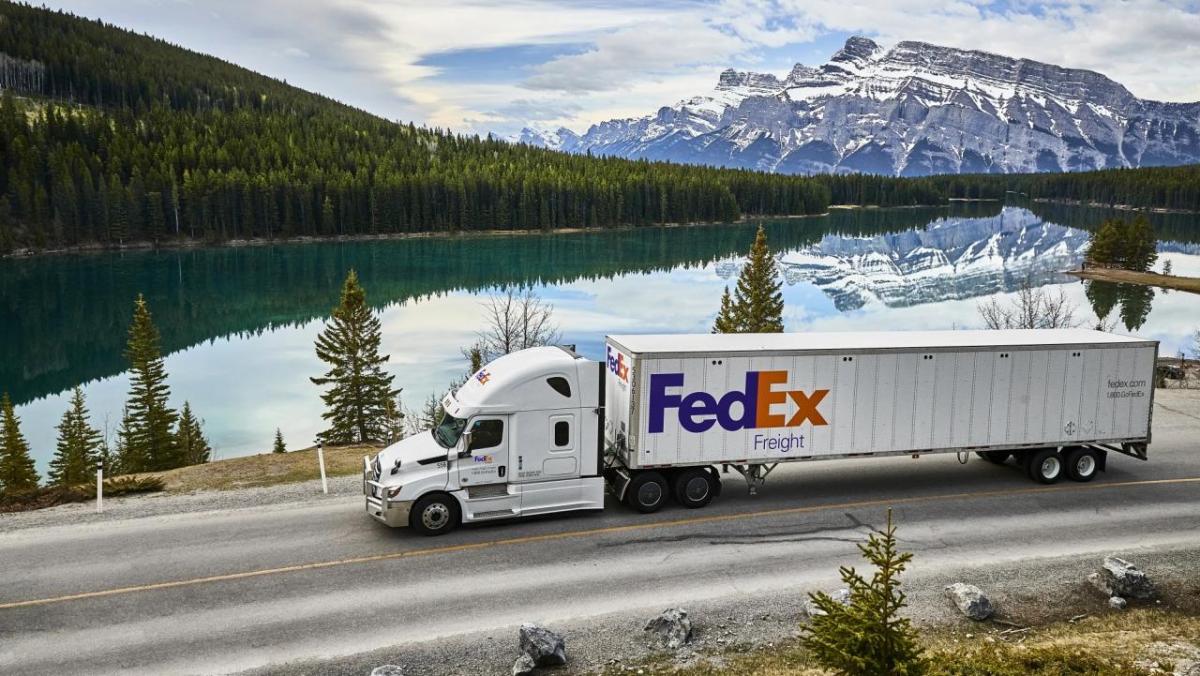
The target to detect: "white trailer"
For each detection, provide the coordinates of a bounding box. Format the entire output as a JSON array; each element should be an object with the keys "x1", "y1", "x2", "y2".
[{"x1": 364, "y1": 329, "x2": 1156, "y2": 534}]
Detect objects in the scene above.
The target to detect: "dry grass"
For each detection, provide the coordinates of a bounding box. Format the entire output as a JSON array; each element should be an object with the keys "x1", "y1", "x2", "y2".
[
  {"x1": 1067, "y1": 268, "x2": 1200, "y2": 295},
  {"x1": 608, "y1": 609, "x2": 1200, "y2": 675},
  {"x1": 131, "y1": 443, "x2": 383, "y2": 493}
]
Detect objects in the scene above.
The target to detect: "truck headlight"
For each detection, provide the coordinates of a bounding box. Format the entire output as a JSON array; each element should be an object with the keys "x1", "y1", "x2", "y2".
[{"x1": 387, "y1": 486, "x2": 403, "y2": 499}]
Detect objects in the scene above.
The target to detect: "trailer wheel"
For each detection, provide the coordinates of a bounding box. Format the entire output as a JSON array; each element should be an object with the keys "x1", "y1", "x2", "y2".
[
  {"x1": 410, "y1": 493, "x2": 460, "y2": 536},
  {"x1": 1064, "y1": 447, "x2": 1099, "y2": 482},
  {"x1": 1026, "y1": 448, "x2": 1063, "y2": 484},
  {"x1": 976, "y1": 450, "x2": 1011, "y2": 465},
  {"x1": 673, "y1": 468, "x2": 716, "y2": 509}
]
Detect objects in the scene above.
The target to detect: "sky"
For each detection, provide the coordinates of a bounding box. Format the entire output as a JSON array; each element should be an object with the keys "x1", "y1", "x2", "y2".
[{"x1": 41, "y1": 0, "x2": 1200, "y2": 138}]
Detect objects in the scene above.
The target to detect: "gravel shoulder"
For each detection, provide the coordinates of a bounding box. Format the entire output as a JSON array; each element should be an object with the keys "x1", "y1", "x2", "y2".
[
  {"x1": 241, "y1": 544, "x2": 1200, "y2": 675},
  {"x1": 0, "y1": 474, "x2": 363, "y2": 534}
]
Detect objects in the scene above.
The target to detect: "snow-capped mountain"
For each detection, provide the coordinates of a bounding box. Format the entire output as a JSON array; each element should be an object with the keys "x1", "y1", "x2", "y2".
[{"x1": 517, "y1": 37, "x2": 1200, "y2": 176}]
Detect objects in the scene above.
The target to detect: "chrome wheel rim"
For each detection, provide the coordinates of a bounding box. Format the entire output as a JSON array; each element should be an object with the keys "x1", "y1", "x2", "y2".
[
  {"x1": 684, "y1": 476, "x2": 710, "y2": 502},
  {"x1": 638, "y1": 482, "x2": 662, "y2": 507},
  {"x1": 1076, "y1": 455, "x2": 1096, "y2": 477},
  {"x1": 422, "y1": 503, "x2": 450, "y2": 530},
  {"x1": 1040, "y1": 456, "x2": 1061, "y2": 479}
]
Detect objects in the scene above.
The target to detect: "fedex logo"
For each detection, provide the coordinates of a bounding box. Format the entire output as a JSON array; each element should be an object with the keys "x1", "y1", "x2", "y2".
[
  {"x1": 606, "y1": 346, "x2": 630, "y2": 382},
  {"x1": 475, "y1": 369, "x2": 491, "y2": 385},
  {"x1": 648, "y1": 371, "x2": 829, "y2": 434}
]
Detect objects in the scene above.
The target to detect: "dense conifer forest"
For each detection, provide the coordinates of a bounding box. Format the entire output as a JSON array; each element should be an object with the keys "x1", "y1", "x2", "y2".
[{"x1": 0, "y1": 1, "x2": 1196, "y2": 254}]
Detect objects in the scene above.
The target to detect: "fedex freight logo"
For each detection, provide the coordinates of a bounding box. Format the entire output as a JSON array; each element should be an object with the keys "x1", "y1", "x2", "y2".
[
  {"x1": 648, "y1": 371, "x2": 829, "y2": 434},
  {"x1": 606, "y1": 346, "x2": 630, "y2": 383}
]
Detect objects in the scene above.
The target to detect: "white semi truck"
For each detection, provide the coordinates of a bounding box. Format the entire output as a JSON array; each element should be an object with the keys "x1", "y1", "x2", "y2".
[{"x1": 365, "y1": 329, "x2": 1156, "y2": 535}]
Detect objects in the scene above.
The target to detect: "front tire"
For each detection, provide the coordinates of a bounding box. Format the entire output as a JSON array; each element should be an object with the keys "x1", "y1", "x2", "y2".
[
  {"x1": 626, "y1": 471, "x2": 669, "y2": 513},
  {"x1": 410, "y1": 494, "x2": 460, "y2": 536},
  {"x1": 1064, "y1": 447, "x2": 1100, "y2": 482},
  {"x1": 672, "y1": 468, "x2": 717, "y2": 509},
  {"x1": 1026, "y1": 448, "x2": 1064, "y2": 484}
]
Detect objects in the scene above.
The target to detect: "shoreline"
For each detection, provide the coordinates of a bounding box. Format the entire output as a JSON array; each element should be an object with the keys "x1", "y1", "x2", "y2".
[
  {"x1": 0, "y1": 204, "x2": 967, "y2": 261},
  {"x1": 1033, "y1": 197, "x2": 1200, "y2": 215},
  {"x1": 1, "y1": 215, "x2": 827, "y2": 261},
  {"x1": 1066, "y1": 267, "x2": 1200, "y2": 294}
]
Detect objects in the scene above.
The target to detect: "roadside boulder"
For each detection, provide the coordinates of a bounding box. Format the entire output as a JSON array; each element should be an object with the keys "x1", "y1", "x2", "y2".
[
  {"x1": 519, "y1": 623, "x2": 567, "y2": 667},
  {"x1": 944, "y1": 583, "x2": 994, "y2": 621},
  {"x1": 511, "y1": 654, "x2": 536, "y2": 676},
  {"x1": 1089, "y1": 556, "x2": 1157, "y2": 600},
  {"x1": 804, "y1": 588, "x2": 851, "y2": 617},
  {"x1": 645, "y1": 608, "x2": 693, "y2": 649},
  {"x1": 1109, "y1": 596, "x2": 1128, "y2": 611},
  {"x1": 369, "y1": 667, "x2": 404, "y2": 676}
]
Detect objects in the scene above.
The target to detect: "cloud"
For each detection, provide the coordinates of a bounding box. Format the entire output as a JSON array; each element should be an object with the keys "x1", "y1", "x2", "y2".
[{"x1": 40, "y1": 0, "x2": 1200, "y2": 137}]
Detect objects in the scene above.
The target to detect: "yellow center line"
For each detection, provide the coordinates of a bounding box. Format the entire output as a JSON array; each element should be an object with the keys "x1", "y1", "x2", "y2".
[{"x1": 3, "y1": 475, "x2": 1198, "y2": 611}]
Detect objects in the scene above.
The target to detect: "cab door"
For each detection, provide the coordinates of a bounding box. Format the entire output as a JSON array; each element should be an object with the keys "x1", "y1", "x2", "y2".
[{"x1": 456, "y1": 417, "x2": 509, "y2": 487}]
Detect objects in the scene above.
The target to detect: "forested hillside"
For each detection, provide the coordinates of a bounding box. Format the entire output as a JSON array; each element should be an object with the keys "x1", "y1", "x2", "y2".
[
  {"x1": 0, "y1": 2, "x2": 1195, "y2": 254},
  {"x1": 0, "y1": 1, "x2": 838, "y2": 252}
]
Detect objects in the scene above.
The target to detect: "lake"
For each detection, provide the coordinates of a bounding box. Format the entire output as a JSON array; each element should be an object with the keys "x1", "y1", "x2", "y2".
[{"x1": 3, "y1": 202, "x2": 1198, "y2": 471}]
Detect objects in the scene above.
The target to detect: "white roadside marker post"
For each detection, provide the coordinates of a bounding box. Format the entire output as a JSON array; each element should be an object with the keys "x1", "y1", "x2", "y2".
[
  {"x1": 96, "y1": 468, "x2": 103, "y2": 513},
  {"x1": 317, "y1": 441, "x2": 328, "y2": 495}
]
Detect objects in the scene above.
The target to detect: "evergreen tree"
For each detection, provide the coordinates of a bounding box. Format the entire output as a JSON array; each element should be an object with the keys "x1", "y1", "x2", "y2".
[
  {"x1": 175, "y1": 402, "x2": 211, "y2": 465},
  {"x1": 0, "y1": 392, "x2": 40, "y2": 494},
  {"x1": 311, "y1": 270, "x2": 399, "y2": 443},
  {"x1": 1086, "y1": 220, "x2": 1121, "y2": 267},
  {"x1": 272, "y1": 428, "x2": 286, "y2": 454},
  {"x1": 118, "y1": 294, "x2": 179, "y2": 472},
  {"x1": 1162, "y1": 259, "x2": 1173, "y2": 276},
  {"x1": 1125, "y1": 215, "x2": 1159, "y2": 272},
  {"x1": 802, "y1": 509, "x2": 924, "y2": 675},
  {"x1": 48, "y1": 386, "x2": 102, "y2": 486},
  {"x1": 728, "y1": 225, "x2": 784, "y2": 333},
  {"x1": 712, "y1": 286, "x2": 738, "y2": 333}
]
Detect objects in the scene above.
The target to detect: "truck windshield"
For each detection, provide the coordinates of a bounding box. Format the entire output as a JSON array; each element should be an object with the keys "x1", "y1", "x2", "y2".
[{"x1": 432, "y1": 413, "x2": 467, "y2": 448}]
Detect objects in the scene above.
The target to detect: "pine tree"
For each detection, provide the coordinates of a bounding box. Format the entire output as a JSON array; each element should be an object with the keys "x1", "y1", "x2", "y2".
[
  {"x1": 1125, "y1": 215, "x2": 1158, "y2": 272},
  {"x1": 48, "y1": 386, "x2": 102, "y2": 486},
  {"x1": 272, "y1": 428, "x2": 287, "y2": 454},
  {"x1": 729, "y1": 225, "x2": 784, "y2": 333},
  {"x1": 712, "y1": 286, "x2": 738, "y2": 333},
  {"x1": 175, "y1": 402, "x2": 211, "y2": 465},
  {"x1": 0, "y1": 392, "x2": 40, "y2": 495},
  {"x1": 311, "y1": 270, "x2": 399, "y2": 444},
  {"x1": 1162, "y1": 259, "x2": 1173, "y2": 276},
  {"x1": 802, "y1": 509, "x2": 925, "y2": 675},
  {"x1": 118, "y1": 294, "x2": 179, "y2": 472},
  {"x1": 1086, "y1": 220, "x2": 1121, "y2": 267}
]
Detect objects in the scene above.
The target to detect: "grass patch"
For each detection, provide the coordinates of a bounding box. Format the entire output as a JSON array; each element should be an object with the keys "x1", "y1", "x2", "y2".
[
  {"x1": 0, "y1": 475, "x2": 164, "y2": 513},
  {"x1": 138, "y1": 443, "x2": 382, "y2": 493},
  {"x1": 608, "y1": 609, "x2": 1200, "y2": 675}
]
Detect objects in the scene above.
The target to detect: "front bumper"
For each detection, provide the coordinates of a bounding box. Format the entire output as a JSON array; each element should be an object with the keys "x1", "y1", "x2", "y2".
[{"x1": 364, "y1": 459, "x2": 412, "y2": 527}]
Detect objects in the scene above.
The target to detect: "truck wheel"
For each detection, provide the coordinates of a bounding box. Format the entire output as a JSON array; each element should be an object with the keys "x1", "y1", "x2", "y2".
[
  {"x1": 1064, "y1": 447, "x2": 1099, "y2": 482},
  {"x1": 1026, "y1": 448, "x2": 1063, "y2": 484},
  {"x1": 976, "y1": 450, "x2": 1011, "y2": 465},
  {"x1": 673, "y1": 468, "x2": 716, "y2": 509},
  {"x1": 626, "y1": 472, "x2": 668, "y2": 513},
  {"x1": 410, "y1": 494, "x2": 460, "y2": 536}
]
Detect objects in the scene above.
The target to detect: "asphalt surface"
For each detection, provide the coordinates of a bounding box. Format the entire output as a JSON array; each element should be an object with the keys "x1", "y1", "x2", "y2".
[{"x1": 2, "y1": 390, "x2": 1198, "y2": 676}]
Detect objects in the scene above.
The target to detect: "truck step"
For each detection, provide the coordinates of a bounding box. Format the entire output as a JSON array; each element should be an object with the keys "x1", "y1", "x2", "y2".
[{"x1": 467, "y1": 484, "x2": 510, "y2": 499}]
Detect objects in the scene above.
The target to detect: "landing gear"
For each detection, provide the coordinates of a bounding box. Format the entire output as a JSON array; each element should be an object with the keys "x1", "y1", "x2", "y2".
[{"x1": 726, "y1": 463, "x2": 778, "y2": 495}]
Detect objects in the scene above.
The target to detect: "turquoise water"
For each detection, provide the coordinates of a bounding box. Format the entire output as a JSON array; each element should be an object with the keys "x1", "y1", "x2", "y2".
[{"x1": 3, "y1": 202, "x2": 1197, "y2": 471}]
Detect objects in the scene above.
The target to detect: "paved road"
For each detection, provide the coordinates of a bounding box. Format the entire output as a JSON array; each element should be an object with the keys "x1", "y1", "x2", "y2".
[{"x1": 2, "y1": 391, "x2": 1198, "y2": 675}]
